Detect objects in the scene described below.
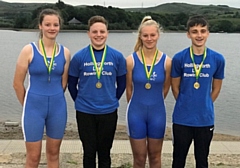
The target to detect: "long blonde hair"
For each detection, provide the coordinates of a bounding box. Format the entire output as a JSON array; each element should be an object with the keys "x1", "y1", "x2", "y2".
[{"x1": 134, "y1": 16, "x2": 161, "y2": 52}]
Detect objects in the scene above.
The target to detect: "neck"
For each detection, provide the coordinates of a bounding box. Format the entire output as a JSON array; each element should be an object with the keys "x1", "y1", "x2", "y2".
[
  {"x1": 142, "y1": 47, "x2": 157, "y2": 58},
  {"x1": 191, "y1": 45, "x2": 205, "y2": 55},
  {"x1": 91, "y1": 44, "x2": 105, "y2": 50},
  {"x1": 41, "y1": 37, "x2": 56, "y2": 48}
]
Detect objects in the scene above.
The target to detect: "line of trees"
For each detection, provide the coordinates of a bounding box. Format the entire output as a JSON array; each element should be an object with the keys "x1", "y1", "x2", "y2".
[{"x1": 2, "y1": 1, "x2": 240, "y2": 32}]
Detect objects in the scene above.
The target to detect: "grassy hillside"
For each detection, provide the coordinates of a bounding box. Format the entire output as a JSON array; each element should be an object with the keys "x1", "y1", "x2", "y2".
[
  {"x1": 0, "y1": 1, "x2": 240, "y2": 32},
  {"x1": 1, "y1": 1, "x2": 240, "y2": 16},
  {"x1": 0, "y1": 1, "x2": 47, "y2": 14},
  {"x1": 125, "y1": 2, "x2": 240, "y2": 15}
]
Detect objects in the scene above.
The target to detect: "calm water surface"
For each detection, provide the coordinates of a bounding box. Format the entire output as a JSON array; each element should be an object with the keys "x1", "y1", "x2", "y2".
[{"x1": 0, "y1": 30, "x2": 239, "y2": 136}]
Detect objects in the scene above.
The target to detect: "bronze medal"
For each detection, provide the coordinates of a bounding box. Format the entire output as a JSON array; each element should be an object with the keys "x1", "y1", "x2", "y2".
[
  {"x1": 145, "y1": 82, "x2": 151, "y2": 90},
  {"x1": 96, "y1": 81, "x2": 102, "y2": 89},
  {"x1": 194, "y1": 82, "x2": 200, "y2": 89}
]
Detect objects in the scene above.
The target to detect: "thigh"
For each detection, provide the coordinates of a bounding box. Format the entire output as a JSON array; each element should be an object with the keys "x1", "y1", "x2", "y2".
[
  {"x1": 147, "y1": 104, "x2": 166, "y2": 139},
  {"x1": 46, "y1": 136, "x2": 62, "y2": 154},
  {"x1": 25, "y1": 140, "x2": 42, "y2": 158},
  {"x1": 97, "y1": 110, "x2": 118, "y2": 150},
  {"x1": 130, "y1": 137, "x2": 147, "y2": 157},
  {"x1": 172, "y1": 124, "x2": 194, "y2": 168},
  {"x1": 147, "y1": 138, "x2": 164, "y2": 156},
  {"x1": 46, "y1": 93, "x2": 67, "y2": 140},
  {"x1": 23, "y1": 92, "x2": 47, "y2": 142},
  {"x1": 194, "y1": 125, "x2": 214, "y2": 164},
  {"x1": 172, "y1": 124, "x2": 193, "y2": 160},
  {"x1": 76, "y1": 111, "x2": 97, "y2": 152},
  {"x1": 127, "y1": 103, "x2": 147, "y2": 139}
]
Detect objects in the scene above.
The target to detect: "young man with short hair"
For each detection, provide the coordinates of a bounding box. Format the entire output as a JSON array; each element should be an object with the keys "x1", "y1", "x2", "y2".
[{"x1": 171, "y1": 15, "x2": 225, "y2": 168}]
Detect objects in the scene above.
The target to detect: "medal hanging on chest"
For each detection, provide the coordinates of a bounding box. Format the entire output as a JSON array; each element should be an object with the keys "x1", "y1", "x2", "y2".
[
  {"x1": 190, "y1": 46, "x2": 207, "y2": 89},
  {"x1": 39, "y1": 39, "x2": 56, "y2": 82},
  {"x1": 89, "y1": 45, "x2": 107, "y2": 89},
  {"x1": 141, "y1": 49, "x2": 158, "y2": 90}
]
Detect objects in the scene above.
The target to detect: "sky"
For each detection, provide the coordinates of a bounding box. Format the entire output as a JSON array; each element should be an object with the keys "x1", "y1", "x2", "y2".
[{"x1": 3, "y1": 0, "x2": 240, "y2": 8}]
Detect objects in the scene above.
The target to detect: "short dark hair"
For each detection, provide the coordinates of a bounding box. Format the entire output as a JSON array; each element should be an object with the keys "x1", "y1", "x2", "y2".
[
  {"x1": 88, "y1": 15, "x2": 108, "y2": 30},
  {"x1": 186, "y1": 15, "x2": 209, "y2": 31}
]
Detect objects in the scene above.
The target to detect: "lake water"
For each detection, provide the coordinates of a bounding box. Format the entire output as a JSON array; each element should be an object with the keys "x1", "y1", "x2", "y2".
[{"x1": 0, "y1": 30, "x2": 239, "y2": 136}]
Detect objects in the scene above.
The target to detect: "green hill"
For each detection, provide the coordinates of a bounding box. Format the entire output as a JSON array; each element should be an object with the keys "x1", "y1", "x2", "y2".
[
  {"x1": 0, "y1": 1, "x2": 47, "y2": 14},
  {"x1": 125, "y1": 2, "x2": 240, "y2": 15},
  {"x1": 0, "y1": 1, "x2": 240, "y2": 32},
  {"x1": 1, "y1": 1, "x2": 240, "y2": 15}
]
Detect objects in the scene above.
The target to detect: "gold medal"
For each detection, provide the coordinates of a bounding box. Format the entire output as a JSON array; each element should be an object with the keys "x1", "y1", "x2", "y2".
[
  {"x1": 145, "y1": 82, "x2": 151, "y2": 89},
  {"x1": 96, "y1": 82, "x2": 102, "y2": 89},
  {"x1": 194, "y1": 82, "x2": 200, "y2": 89}
]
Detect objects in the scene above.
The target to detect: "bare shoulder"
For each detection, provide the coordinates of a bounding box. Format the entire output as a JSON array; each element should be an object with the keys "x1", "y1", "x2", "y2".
[
  {"x1": 18, "y1": 44, "x2": 33, "y2": 61},
  {"x1": 126, "y1": 54, "x2": 134, "y2": 65},
  {"x1": 165, "y1": 55, "x2": 172, "y2": 70},
  {"x1": 63, "y1": 46, "x2": 71, "y2": 60},
  {"x1": 20, "y1": 44, "x2": 32, "y2": 55}
]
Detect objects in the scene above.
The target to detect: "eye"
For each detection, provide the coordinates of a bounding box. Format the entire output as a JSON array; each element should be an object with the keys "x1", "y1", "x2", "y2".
[
  {"x1": 150, "y1": 33, "x2": 157, "y2": 37},
  {"x1": 191, "y1": 30, "x2": 197, "y2": 34},
  {"x1": 142, "y1": 34, "x2": 148, "y2": 38}
]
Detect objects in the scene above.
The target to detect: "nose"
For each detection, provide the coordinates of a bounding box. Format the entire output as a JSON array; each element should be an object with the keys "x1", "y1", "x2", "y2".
[
  {"x1": 197, "y1": 32, "x2": 202, "y2": 36},
  {"x1": 50, "y1": 25, "x2": 55, "y2": 29}
]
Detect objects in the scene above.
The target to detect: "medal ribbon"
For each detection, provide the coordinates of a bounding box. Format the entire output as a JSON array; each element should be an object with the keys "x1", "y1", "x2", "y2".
[
  {"x1": 190, "y1": 46, "x2": 207, "y2": 81},
  {"x1": 89, "y1": 45, "x2": 107, "y2": 80},
  {"x1": 39, "y1": 39, "x2": 56, "y2": 75},
  {"x1": 141, "y1": 49, "x2": 158, "y2": 81}
]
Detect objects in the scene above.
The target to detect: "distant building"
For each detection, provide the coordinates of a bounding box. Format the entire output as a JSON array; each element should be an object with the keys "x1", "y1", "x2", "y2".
[{"x1": 68, "y1": 17, "x2": 81, "y2": 25}]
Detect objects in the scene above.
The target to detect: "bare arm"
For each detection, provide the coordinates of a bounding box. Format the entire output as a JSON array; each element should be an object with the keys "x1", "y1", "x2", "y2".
[
  {"x1": 163, "y1": 56, "x2": 172, "y2": 99},
  {"x1": 126, "y1": 55, "x2": 133, "y2": 103},
  {"x1": 211, "y1": 78, "x2": 223, "y2": 102},
  {"x1": 13, "y1": 44, "x2": 32, "y2": 106},
  {"x1": 171, "y1": 77, "x2": 181, "y2": 100},
  {"x1": 62, "y1": 47, "x2": 71, "y2": 91}
]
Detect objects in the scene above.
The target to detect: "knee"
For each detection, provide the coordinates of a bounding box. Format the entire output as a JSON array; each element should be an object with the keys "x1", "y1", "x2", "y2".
[
  {"x1": 26, "y1": 153, "x2": 41, "y2": 165},
  {"x1": 148, "y1": 153, "x2": 161, "y2": 164},
  {"x1": 134, "y1": 154, "x2": 147, "y2": 166},
  {"x1": 46, "y1": 148, "x2": 60, "y2": 160}
]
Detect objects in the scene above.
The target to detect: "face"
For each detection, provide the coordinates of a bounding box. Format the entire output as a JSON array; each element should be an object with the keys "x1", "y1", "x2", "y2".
[
  {"x1": 187, "y1": 25, "x2": 209, "y2": 48},
  {"x1": 140, "y1": 25, "x2": 159, "y2": 50},
  {"x1": 88, "y1": 22, "x2": 108, "y2": 49},
  {"x1": 39, "y1": 14, "x2": 60, "y2": 40}
]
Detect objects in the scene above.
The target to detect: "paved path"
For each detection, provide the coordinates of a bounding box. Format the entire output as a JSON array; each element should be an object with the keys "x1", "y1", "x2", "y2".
[{"x1": 1, "y1": 140, "x2": 240, "y2": 154}]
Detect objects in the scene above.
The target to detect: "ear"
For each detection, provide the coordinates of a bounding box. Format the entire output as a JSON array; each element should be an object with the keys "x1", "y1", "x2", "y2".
[
  {"x1": 187, "y1": 31, "x2": 190, "y2": 39},
  {"x1": 87, "y1": 30, "x2": 90, "y2": 38}
]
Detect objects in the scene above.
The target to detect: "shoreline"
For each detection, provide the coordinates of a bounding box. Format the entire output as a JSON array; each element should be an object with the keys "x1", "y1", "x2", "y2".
[
  {"x1": 1, "y1": 122, "x2": 240, "y2": 141},
  {"x1": 1, "y1": 28, "x2": 239, "y2": 34}
]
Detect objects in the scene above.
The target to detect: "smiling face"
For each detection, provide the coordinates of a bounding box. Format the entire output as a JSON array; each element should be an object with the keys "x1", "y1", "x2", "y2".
[
  {"x1": 39, "y1": 14, "x2": 60, "y2": 40},
  {"x1": 88, "y1": 22, "x2": 108, "y2": 49},
  {"x1": 187, "y1": 24, "x2": 209, "y2": 48},
  {"x1": 140, "y1": 25, "x2": 159, "y2": 50}
]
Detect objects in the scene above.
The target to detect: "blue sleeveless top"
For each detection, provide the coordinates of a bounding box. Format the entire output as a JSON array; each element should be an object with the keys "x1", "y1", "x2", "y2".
[
  {"x1": 131, "y1": 51, "x2": 166, "y2": 106},
  {"x1": 27, "y1": 42, "x2": 66, "y2": 96}
]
